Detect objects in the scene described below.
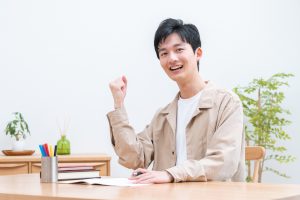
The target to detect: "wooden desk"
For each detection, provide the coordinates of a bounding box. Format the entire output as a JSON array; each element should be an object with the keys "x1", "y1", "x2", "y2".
[
  {"x1": 0, "y1": 154, "x2": 111, "y2": 176},
  {"x1": 0, "y1": 174, "x2": 300, "y2": 200}
]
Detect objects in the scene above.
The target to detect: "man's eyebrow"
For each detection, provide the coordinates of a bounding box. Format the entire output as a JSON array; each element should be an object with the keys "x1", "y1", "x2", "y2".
[
  {"x1": 174, "y1": 43, "x2": 185, "y2": 47},
  {"x1": 158, "y1": 43, "x2": 185, "y2": 52},
  {"x1": 158, "y1": 48, "x2": 166, "y2": 53}
]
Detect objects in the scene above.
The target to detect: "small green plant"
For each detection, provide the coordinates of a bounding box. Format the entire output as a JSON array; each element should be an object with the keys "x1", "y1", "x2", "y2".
[
  {"x1": 5, "y1": 112, "x2": 30, "y2": 141},
  {"x1": 233, "y1": 73, "x2": 295, "y2": 182}
]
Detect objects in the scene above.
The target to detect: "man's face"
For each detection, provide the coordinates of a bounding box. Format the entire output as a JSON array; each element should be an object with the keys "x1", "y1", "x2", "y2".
[{"x1": 158, "y1": 33, "x2": 202, "y2": 84}]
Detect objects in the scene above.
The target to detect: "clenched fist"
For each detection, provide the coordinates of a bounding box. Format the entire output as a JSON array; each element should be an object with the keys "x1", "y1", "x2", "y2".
[{"x1": 109, "y1": 76, "x2": 127, "y2": 109}]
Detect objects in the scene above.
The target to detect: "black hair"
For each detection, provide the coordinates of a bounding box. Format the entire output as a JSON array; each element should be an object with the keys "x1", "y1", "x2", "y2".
[{"x1": 154, "y1": 18, "x2": 201, "y2": 69}]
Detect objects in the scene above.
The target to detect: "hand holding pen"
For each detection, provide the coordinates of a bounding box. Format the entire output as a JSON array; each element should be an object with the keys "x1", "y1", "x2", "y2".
[{"x1": 129, "y1": 168, "x2": 174, "y2": 184}]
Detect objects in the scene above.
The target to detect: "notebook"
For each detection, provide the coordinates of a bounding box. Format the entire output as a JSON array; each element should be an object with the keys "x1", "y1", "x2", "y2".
[{"x1": 58, "y1": 177, "x2": 149, "y2": 187}]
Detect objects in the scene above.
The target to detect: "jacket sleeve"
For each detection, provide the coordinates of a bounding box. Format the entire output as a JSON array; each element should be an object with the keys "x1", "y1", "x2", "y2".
[
  {"x1": 166, "y1": 94, "x2": 244, "y2": 182},
  {"x1": 107, "y1": 107, "x2": 156, "y2": 169}
]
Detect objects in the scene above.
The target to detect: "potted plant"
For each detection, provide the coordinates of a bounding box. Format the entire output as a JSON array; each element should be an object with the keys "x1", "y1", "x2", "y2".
[
  {"x1": 5, "y1": 112, "x2": 30, "y2": 151},
  {"x1": 233, "y1": 73, "x2": 295, "y2": 182}
]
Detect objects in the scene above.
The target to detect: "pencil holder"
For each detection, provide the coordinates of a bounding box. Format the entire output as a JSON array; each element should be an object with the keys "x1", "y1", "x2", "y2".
[{"x1": 40, "y1": 156, "x2": 58, "y2": 183}]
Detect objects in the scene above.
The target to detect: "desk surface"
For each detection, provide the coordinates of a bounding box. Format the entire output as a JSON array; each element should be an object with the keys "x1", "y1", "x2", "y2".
[{"x1": 0, "y1": 174, "x2": 300, "y2": 200}]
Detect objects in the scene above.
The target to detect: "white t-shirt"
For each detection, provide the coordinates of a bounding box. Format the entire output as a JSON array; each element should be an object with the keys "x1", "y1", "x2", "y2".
[{"x1": 176, "y1": 91, "x2": 202, "y2": 165}]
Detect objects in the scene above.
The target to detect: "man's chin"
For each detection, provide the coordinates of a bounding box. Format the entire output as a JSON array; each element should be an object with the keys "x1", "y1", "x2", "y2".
[{"x1": 169, "y1": 74, "x2": 184, "y2": 83}]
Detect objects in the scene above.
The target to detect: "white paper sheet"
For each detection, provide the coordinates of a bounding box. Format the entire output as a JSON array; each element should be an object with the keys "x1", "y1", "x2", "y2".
[{"x1": 59, "y1": 177, "x2": 149, "y2": 187}]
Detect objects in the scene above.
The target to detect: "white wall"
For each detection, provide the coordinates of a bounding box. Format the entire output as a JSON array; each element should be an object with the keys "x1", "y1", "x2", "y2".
[{"x1": 0, "y1": 0, "x2": 299, "y2": 183}]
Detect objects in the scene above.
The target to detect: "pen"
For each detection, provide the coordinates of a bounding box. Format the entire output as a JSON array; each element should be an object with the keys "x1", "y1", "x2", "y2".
[
  {"x1": 49, "y1": 145, "x2": 53, "y2": 157},
  {"x1": 39, "y1": 145, "x2": 46, "y2": 157},
  {"x1": 54, "y1": 145, "x2": 57, "y2": 157},
  {"x1": 132, "y1": 171, "x2": 144, "y2": 176},
  {"x1": 43, "y1": 143, "x2": 50, "y2": 156}
]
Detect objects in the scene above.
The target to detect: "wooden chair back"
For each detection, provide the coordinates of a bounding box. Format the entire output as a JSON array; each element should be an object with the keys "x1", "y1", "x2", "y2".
[{"x1": 245, "y1": 146, "x2": 265, "y2": 183}]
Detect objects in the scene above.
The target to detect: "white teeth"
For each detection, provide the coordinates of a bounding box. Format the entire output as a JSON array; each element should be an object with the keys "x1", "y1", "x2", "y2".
[{"x1": 170, "y1": 65, "x2": 183, "y2": 71}]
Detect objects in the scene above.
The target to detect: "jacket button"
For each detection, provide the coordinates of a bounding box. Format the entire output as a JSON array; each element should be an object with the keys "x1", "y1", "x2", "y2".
[{"x1": 172, "y1": 151, "x2": 175, "y2": 155}]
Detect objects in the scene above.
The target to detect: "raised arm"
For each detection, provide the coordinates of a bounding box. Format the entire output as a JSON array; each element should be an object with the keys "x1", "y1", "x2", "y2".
[
  {"x1": 107, "y1": 76, "x2": 155, "y2": 169},
  {"x1": 109, "y1": 75, "x2": 127, "y2": 109}
]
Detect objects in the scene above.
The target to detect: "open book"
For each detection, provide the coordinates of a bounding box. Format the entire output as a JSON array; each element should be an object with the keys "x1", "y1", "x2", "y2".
[{"x1": 58, "y1": 177, "x2": 149, "y2": 187}]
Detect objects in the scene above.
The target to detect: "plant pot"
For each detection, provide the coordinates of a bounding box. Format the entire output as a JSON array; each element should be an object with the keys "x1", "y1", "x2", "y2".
[{"x1": 12, "y1": 139, "x2": 25, "y2": 151}]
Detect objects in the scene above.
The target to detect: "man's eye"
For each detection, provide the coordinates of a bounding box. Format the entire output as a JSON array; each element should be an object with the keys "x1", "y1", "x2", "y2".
[
  {"x1": 160, "y1": 52, "x2": 167, "y2": 57},
  {"x1": 177, "y1": 48, "x2": 184, "y2": 52}
]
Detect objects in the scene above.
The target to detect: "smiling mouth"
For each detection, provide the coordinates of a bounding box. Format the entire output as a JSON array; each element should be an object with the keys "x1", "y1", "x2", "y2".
[{"x1": 169, "y1": 65, "x2": 183, "y2": 71}]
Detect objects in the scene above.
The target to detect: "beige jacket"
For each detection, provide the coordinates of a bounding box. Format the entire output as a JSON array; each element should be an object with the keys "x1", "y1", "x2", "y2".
[{"x1": 107, "y1": 82, "x2": 245, "y2": 182}]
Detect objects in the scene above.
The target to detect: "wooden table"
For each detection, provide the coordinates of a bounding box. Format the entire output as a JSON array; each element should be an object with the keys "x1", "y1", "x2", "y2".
[{"x1": 0, "y1": 174, "x2": 300, "y2": 200}]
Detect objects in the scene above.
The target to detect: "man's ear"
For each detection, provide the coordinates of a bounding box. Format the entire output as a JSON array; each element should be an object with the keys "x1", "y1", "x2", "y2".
[{"x1": 195, "y1": 47, "x2": 202, "y2": 61}]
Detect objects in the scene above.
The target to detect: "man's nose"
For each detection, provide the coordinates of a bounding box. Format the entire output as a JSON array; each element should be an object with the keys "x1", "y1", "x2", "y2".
[{"x1": 168, "y1": 52, "x2": 179, "y2": 63}]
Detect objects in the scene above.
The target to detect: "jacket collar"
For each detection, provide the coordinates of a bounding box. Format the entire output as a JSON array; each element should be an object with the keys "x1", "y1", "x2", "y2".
[
  {"x1": 160, "y1": 81, "x2": 216, "y2": 135},
  {"x1": 161, "y1": 81, "x2": 215, "y2": 115}
]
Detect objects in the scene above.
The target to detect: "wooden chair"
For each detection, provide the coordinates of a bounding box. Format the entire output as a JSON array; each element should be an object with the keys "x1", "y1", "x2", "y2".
[{"x1": 245, "y1": 146, "x2": 266, "y2": 183}]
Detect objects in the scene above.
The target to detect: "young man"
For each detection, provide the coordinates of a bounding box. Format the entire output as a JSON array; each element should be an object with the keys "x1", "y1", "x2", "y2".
[{"x1": 107, "y1": 18, "x2": 245, "y2": 184}]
